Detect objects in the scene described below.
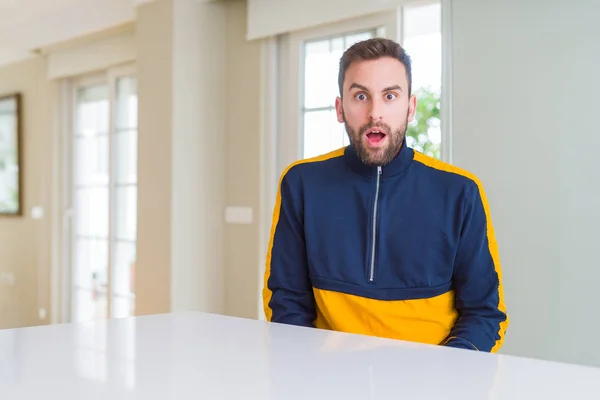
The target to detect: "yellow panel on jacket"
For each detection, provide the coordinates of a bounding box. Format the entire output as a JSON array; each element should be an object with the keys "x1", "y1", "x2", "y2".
[{"x1": 313, "y1": 288, "x2": 459, "y2": 345}]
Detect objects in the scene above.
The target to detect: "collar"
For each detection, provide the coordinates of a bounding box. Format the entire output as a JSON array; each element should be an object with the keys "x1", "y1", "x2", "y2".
[{"x1": 343, "y1": 137, "x2": 414, "y2": 180}]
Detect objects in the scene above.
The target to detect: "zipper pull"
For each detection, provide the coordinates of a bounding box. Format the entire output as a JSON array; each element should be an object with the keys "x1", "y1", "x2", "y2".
[{"x1": 377, "y1": 166, "x2": 382, "y2": 175}]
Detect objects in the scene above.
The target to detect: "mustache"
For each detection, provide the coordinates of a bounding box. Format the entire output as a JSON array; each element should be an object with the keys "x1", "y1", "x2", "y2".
[{"x1": 359, "y1": 121, "x2": 392, "y2": 135}]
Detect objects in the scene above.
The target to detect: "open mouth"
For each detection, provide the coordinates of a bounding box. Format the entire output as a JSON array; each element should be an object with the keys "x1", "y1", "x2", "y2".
[{"x1": 365, "y1": 128, "x2": 387, "y2": 145}]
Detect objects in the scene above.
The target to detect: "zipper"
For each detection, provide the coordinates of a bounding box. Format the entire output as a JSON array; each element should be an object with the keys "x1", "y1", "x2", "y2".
[{"x1": 369, "y1": 166, "x2": 382, "y2": 282}]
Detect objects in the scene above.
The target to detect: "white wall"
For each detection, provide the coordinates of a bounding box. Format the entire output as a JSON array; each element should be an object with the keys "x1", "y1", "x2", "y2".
[
  {"x1": 135, "y1": 0, "x2": 227, "y2": 315},
  {"x1": 247, "y1": 0, "x2": 409, "y2": 39},
  {"x1": 135, "y1": 0, "x2": 174, "y2": 316},
  {"x1": 171, "y1": 0, "x2": 226, "y2": 315},
  {"x1": 223, "y1": 0, "x2": 263, "y2": 319},
  {"x1": 46, "y1": 25, "x2": 136, "y2": 80},
  {"x1": 0, "y1": 57, "x2": 56, "y2": 329},
  {"x1": 451, "y1": 0, "x2": 600, "y2": 367}
]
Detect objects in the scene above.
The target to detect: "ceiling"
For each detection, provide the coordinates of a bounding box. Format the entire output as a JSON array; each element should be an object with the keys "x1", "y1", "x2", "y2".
[{"x1": 0, "y1": 0, "x2": 142, "y2": 67}]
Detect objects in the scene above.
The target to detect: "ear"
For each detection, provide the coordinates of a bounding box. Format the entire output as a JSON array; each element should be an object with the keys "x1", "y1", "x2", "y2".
[
  {"x1": 335, "y1": 96, "x2": 344, "y2": 123},
  {"x1": 407, "y1": 94, "x2": 417, "y2": 123}
]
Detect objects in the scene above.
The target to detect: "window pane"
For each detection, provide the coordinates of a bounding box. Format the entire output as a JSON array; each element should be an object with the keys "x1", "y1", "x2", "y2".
[
  {"x1": 71, "y1": 73, "x2": 138, "y2": 324},
  {"x1": 303, "y1": 32, "x2": 377, "y2": 109},
  {"x1": 345, "y1": 31, "x2": 374, "y2": 47},
  {"x1": 115, "y1": 186, "x2": 137, "y2": 241},
  {"x1": 403, "y1": 2, "x2": 442, "y2": 159},
  {"x1": 404, "y1": 3, "x2": 441, "y2": 91},
  {"x1": 112, "y1": 296, "x2": 135, "y2": 319},
  {"x1": 74, "y1": 237, "x2": 109, "y2": 291},
  {"x1": 116, "y1": 77, "x2": 138, "y2": 130},
  {"x1": 76, "y1": 85, "x2": 109, "y2": 135},
  {"x1": 115, "y1": 130, "x2": 137, "y2": 185},
  {"x1": 303, "y1": 109, "x2": 346, "y2": 159},
  {"x1": 304, "y1": 39, "x2": 333, "y2": 109},
  {"x1": 74, "y1": 134, "x2": 109, "y2": 185},
  {"x1": 112, "y1": 241, "x2": 136, "y2": 297},
  {"x1": 330, "y1": 37, "x2": 345, "y2": 98},
  {"x1": 75, "y1": 187, "x2": 109, "y2": 237},
  {"x1": 73, "y1": 288, "x2": 107, "y2": 322},
  {"x1": 302, "y1": 30, "x2": 375, "y2": 157}
]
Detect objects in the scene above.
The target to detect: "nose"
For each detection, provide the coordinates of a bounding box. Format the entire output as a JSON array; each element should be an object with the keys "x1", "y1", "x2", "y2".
[{"x1": 368, "y1": 98, "x2": 383, "y2": 121}]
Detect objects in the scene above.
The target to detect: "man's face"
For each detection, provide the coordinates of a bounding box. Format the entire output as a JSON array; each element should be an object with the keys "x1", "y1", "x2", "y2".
[{"x1": 335, "y1": 56, "x2": 416, "y2": 167}]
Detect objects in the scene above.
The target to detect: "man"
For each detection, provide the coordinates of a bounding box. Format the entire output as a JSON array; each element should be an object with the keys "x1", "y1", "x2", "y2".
[{"x1": 263, "y1": 38, "x2": 508, "y2": 352}]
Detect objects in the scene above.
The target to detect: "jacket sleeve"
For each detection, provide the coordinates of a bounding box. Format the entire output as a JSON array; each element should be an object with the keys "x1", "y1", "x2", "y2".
[
  {"x1": 262, "y1": 167, "x2": 316, "y2": 327},
  {"x1": 443, "y1": 180, "x2": 509, "y2": 352}
]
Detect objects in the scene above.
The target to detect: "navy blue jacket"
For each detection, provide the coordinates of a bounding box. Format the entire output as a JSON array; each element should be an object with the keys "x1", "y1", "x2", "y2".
[{"x1": 263, "y1": 140, "x2": 508, "y2": 352}]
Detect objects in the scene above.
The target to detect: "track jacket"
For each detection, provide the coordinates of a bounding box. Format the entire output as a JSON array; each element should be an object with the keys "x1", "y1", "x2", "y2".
[{"x1": 263, "y1": 139, "x2": 509, "y2": 352}]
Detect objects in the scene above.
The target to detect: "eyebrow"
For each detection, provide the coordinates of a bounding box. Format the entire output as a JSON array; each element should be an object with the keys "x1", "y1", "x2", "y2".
[
  {"x1": 383, "y1": 84, "x2": 403, "y2": 92},
  {"x1": 349, "y1": 83, "x2": 403, "y2": 93}
]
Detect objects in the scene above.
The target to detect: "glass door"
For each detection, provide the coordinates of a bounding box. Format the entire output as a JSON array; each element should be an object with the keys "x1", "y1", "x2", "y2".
[
  {"x1": 68, "y1": 67, "x2": 138, "y2": 322},
  {"x1": 72, "y1": 81, "x2": 110, "y2": 322}
]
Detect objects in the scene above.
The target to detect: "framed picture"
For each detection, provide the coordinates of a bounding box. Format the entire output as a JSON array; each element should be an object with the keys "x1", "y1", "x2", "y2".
[{"x1": 0, "y1": 93, "x2": 22, "y2": 216}]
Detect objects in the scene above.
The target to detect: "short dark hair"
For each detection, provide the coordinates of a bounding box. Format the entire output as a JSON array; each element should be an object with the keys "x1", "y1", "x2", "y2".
[{"x1": 338, "y1": 37, "x2": 412, "y2": 97}]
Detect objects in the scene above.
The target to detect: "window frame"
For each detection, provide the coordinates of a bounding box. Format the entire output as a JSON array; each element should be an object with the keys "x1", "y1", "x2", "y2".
[
  {"x1": 257, "y1": 0, "x2": 454, "y2": 319},
  {"x1": 276, "y1": 10, "x2": 401, "y2": 177}
]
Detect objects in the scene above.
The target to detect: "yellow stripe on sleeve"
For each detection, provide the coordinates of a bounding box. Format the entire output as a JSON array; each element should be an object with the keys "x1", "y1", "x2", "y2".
[
  {"x1": 412, "y1": 151, "x2": 509, "y2": 352},
  {"x1": 262, "y1": 147, "x2": 347, "y2": 321}
]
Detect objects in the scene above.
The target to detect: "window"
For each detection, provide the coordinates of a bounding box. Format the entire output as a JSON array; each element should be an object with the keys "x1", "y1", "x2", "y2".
[
  {"x1": 302, "y1": 30, "x2": 377, "y2": 158},
  {"x1": 66, "y1": 66, "x2": 137, "y2": 322},
  {"x1": 261, "y1": 2, "x2": 447, "y2": 318},
  {"x1": 403, "y1": 2, "x2": 442, "y2": 159},
  {"x1": 276, "y1": 11, "x2": 397, "y2": 175},
  {"x1": 277, "y1": 1, "x2": 443, "y2": 171}
]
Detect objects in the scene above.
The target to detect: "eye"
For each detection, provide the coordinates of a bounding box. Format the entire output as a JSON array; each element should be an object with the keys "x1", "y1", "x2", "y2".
[
  {"x1": 354, "y1": 93, "x2": 368, "y2": 101},
  {"x1": 385, "y1": 93, "x2": 397, "y2": 101}
]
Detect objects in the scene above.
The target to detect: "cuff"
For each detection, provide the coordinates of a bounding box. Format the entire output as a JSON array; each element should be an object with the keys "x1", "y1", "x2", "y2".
[{"x1": 442, "y1": 336, "x2": 479, "y2": 351}]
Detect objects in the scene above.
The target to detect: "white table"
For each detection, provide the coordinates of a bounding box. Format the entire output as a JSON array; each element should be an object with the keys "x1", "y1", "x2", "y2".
[{"x1": 0, "y1": 312, "x2": 599, "y2": 399}]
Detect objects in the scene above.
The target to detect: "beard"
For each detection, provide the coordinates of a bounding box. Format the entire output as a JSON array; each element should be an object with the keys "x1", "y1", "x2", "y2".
[{"x1": 343, "y1": 110, "x2": 409, "y2": 167}]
